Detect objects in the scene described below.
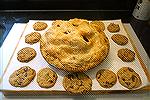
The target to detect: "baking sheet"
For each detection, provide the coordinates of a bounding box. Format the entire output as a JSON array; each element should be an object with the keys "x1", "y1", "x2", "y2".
[{"x1": 1, "y1": 20, "x2": 149, "y2": 91}]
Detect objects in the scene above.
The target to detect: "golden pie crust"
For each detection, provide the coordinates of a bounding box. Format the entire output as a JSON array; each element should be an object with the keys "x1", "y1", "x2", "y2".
[{"x1": 40, "y1": 18, "x2": 110, "y2": 72}]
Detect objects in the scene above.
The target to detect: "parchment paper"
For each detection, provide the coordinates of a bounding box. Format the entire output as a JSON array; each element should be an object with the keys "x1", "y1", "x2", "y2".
[{"x1": 1, "y1": 20, "x2": 149, "y2": 91}]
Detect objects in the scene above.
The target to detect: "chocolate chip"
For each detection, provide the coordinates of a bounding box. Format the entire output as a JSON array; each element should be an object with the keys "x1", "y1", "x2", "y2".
[
  {"x1": 16, "y1": 80, "x2": 22, "y2": 85},
  {"x1": 64, "y1": 32, "x2": 68, "y2": 34},
  {"x1": 104, "y1": 85, "x2": 108, "y2": 87},
  {"x1": 64, "y1": 31, "x2": 71, "y2": 34},
  {"x1": 16, "y1": 73, "x2": 19, "y2": 76},
  {"x1": 90, "y1": 83, "x2": 92, "y2": 86},
  {"x1": 128, "y1": 67, "x2": 133, "y2": 72},
  {"x1": 82, "y1": 90, "x2": 88, "y2": 93},
  {"x1": 106, "y1": 81, "x2": 109, "y2": 84},
  {"x1": 122, "y1": 78, "x2": 125, "y2": 81},
  {"x1": 49, "y1": 80, "x2": 53, "y2": 83},
  {"x1": 79, "y1": 81, "x2": 83, "y2": 86},
  {"x1": 125, "y1": 82, "x2": 131, "y2": 86},
  {"x1": 131, "y1": 75, "x2": 136, "y2": 82},
  {"x1": 110, "y1": 83, "x2": 114, "y2": 85},
  {"x1": 24, "y1": 67, "x2": 28, "y2": 72},
  {"x1": 67, "y1": 30, "x2": 71, "y2": 33},
  {"x1": 97, "y1": 76, "x2": 101, "y2": 79},
  {"x1": 53, "y1": 74, "x2": 56, "y2": 77},
  {"x1": 97, "y1": 73, "x2": 102, "y2": 79},
  {"x1": 70, "y1": 86, "x2": 73, "y2": 88},
  {"x1": 72, "y1": 57, "x2": 75, "y2": 60},
  {"x1": 24, "y1": 73, "x2": 27, "y2": 77}
]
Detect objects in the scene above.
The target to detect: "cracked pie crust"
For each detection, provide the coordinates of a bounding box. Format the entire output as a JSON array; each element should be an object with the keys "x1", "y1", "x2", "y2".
[{"x1": 40, "y1": 18, "x2": 110, "y2": 72}]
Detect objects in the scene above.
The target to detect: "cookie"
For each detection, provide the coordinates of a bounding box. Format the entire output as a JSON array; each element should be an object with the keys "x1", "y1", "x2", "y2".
[
  {"x1": 111, "y1": 34, "x2": 128, "y2": 45},
  {"x1": 117, "y1": 67, "x2": 142, "y2": 89},
  {"x1": 25, "y1": 32, "x2": 41, "y2": 44},
  {"x1": 37, "y1": 68, "x2": 58, "y2": 88},
  {"x1": 40, "y1": 18, "x2": 109, "y2": 72},
  {"x1": 17, "y1": 47, "x2": 36, "y2": 63},
  {"x1": 90, "y1": 21, "x2": 105, "y2": 32},
  {"x1": 107, "y1": 23, "x2": 120, "y2": 33},
  {"x1": 96, "y1": 69, "x2": 117, "y2": 88},
  {"x1": 33, "y1": 22, "x2": 48, "y2": 31},
  {"x1": 63, "y1": 73, "x2": 92, "y2": 94},
  {"x1": 9, "y1": 66, "x2": 36, "y2": 87},
  {"x1": 117, "y1": 48, "x2": 135, "y2": 62}
]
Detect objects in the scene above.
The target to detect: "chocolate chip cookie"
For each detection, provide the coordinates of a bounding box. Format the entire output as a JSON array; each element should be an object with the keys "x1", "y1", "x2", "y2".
[
  {"x1": 117, "y1": 67, "x2": 142, "y2": 89},
  {"x1": 37, "y1": 68, "x2": 58, "y2": 88},
  {"x1": 96, "y1": 69, "x2": 117, "y2": 88},
  {"x1": 25, "y1": 32, "x2": 41, "y2": 44},
  {"x1": 63, "y1": 73, "x2": 92, "y2": 94},
  {"x1": 90, "y1": 21, "x2": 105, "y2": 32},
  {"x1": 17, "y1": 47, "x2": 36, "y2": 63},
  {"x1": 33, "y1": 22, "x2": 48, "y2": 31},
  {"x1": 9, "y1": 66, "x2": 36, "y2": 87},
  {"x1": 107, "y1": 23, "x2": 120, "y2": 33},
  {"x1": 117, "y1": 48, "x2": 135, "y2": 62},
  {"x1": 111, "y1": 34, "x2": 128, "y2": 45}
]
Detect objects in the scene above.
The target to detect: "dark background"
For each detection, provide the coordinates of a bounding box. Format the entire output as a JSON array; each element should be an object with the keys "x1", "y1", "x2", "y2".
[
  {"x1": 0, "y1": 0, "x2": 138, "y2": 23},
  {"x1": 0, "y1": 0, "x2": 137, "y2": 10},
  {"x1": 0, "y1": 0, "x2": 150, "y2": 57}
]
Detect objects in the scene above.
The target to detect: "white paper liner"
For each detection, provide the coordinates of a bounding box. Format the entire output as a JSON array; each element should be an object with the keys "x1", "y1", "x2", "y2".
[{"x1": 1, "y1": 20, "x2": 149, "y2": 91}]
